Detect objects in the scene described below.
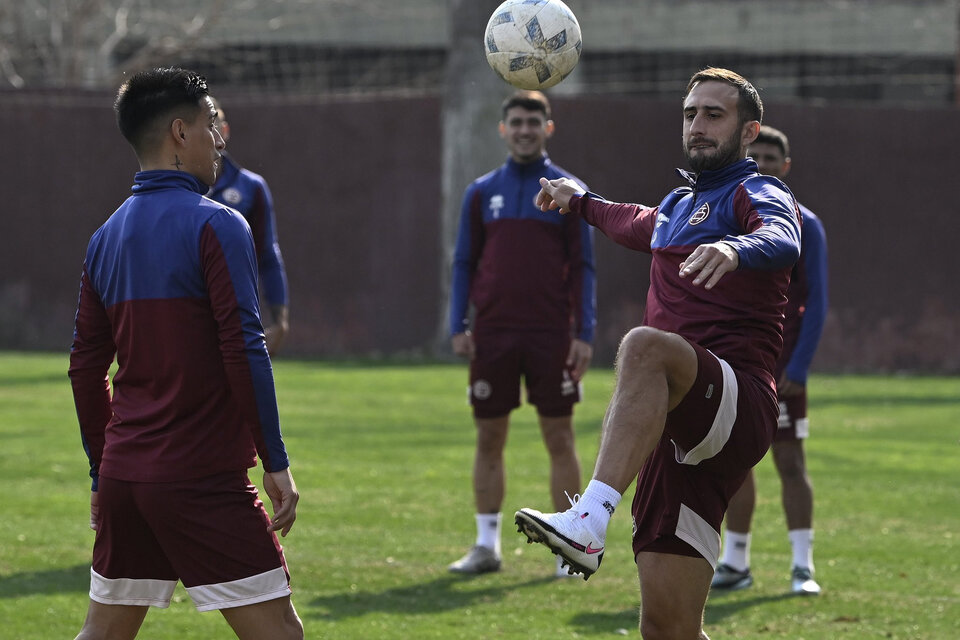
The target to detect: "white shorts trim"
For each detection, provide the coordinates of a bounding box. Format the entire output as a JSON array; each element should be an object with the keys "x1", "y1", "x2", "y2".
[
  {"x1": 187, "y1": 567, "x2": 291, "y2": 612},
  {"x1": 675, "y1": 503, "x2": 721, "y2": 568},
  {"x1": 672, "y1": 354, "x2": 739, "y2": 465},
  {"x1": 89, "y1": 568, "x2": 176, "y2": 608}
]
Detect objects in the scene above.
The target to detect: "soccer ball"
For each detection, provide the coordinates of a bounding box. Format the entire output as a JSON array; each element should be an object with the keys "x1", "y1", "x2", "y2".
[{"x1": 484, "y1": 0, "x2": 582, "y2": 91}]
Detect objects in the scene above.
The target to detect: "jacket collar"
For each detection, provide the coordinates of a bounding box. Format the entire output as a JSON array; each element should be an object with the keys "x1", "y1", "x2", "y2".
[
  {"x1": 131, "y1": 170, "x2": 207, "y2": 195},
  {"x1": 676, "y1": 157, "x2": 759, "y2": 190},
  {"x1": 506, "y1": 153, "x2": 551, "y2": 174}
]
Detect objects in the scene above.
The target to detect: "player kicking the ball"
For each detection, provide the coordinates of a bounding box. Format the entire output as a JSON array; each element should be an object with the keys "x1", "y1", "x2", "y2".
[{"x1": 516, "y1": 68, "x2": 801, "y2": 639}]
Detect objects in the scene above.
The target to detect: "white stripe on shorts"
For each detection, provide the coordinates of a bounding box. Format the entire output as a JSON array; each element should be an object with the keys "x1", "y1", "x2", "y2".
[
  {"x1": 89, "y1": 568, "x2": 177, "y2": 608},
  {"x1": 671, "y1": 353, "x2": 739, "y2": 466},
  {"x1": 187, "y1": 567, "x2": 291, "y2": 612},
  {"x1": 676, "y1": 503, "x2": 721, "y2": 568}
]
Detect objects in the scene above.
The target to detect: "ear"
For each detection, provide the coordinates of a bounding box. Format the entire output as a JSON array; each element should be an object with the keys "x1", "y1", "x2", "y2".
[
  {"x1": 544, "y1": 119, "x2": 555, "y2": 138},
  {"x1": 498, "y1": 121, "x2": 506, "y2": 139},
  {"x1": 782, "y1": 157, "x2": 792, "y2": 178},
  {"x1": 742, "y1": 120, "x2": 761, "y2": 147},
  {"x1": 171, "y1": 118, "x2": 188, "y2": 144}
]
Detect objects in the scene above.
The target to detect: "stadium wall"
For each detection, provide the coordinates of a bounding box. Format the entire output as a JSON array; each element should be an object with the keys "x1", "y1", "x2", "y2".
[{"x1": 2, "y1": 91, "x2": 956, "y2": 373}]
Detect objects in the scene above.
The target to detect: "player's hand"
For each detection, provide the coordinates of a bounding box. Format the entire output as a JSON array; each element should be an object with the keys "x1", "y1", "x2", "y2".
[
  {"x1": 263, "y1": 468, "x2": 299, "y2": 537},
  {"x1": 89, "y1": 491, "x2": 99, "y2": 531},
  {"x1": 451, "y1": 331, "x2": 475, "y2": 360},
  {"x1": 264, "y1": 305, "x2": 290, "y2": 355},
  {"x1": 777, "y1": 373, "x2": 805, "y2": 398},
  {"x1": 566, "y1": 338, "x2": 593, "y2": 381},
  {"x1": 536, "y1": 177, "x2": 582, "y2": 214},
  {"x1": 679, "y1": 241, "x2": 739, "y2": 289}
]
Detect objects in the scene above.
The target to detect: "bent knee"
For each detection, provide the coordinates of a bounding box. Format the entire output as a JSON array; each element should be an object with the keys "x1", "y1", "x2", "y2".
[
  {"x1": 618, "y1": 326, "x2": 675, "y2": 361},
  {"x1": 617, "y1": 326, "x2": 696, "y2": 380}
]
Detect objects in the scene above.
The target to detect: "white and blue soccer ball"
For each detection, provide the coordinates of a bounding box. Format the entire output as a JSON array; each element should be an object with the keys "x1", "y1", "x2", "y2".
[{"x1": 484, "y1": 0, "x2": 582, "y2": 90}]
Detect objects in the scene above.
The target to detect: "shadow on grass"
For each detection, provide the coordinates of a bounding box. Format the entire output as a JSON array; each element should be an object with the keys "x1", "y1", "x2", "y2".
[
  {"x1": 0, "y1": 563, "x2": 88, "y2": 598},
  {"x1": 566, "y1": 592, "x2": 798, "y2": 635},
  {"x1": 704, "y1": 590, "x2": 797, "y2": 624},
  {"x1": 568, "y1": 608, "x2": 638, "y2": 635},
  {"x1": 306, "y1": 573, "x2": 557, "y2": 621}
]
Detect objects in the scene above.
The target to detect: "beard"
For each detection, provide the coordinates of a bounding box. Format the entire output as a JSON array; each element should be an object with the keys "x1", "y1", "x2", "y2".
[{"x1": 684, "y1": 128, "x2": 743, "y2": 174}]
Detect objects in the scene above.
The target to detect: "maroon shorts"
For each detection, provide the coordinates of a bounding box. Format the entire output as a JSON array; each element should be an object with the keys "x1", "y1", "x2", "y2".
[
  {"x1": 631, "y1": 341, "x2": 778, "y2": 567},
  {"x1": 774, "y1": 389, "x2": 809, "y2": 441},
  {"x1": 468, "y1": 329, "x2": 579, "y2": 419},
  {"x1": 90, "y1": 471, "x2": 291, "y2": 611}
]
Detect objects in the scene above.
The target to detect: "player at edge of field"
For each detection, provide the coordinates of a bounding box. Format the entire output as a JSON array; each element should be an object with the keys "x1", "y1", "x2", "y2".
[
  {"x1": 514, "y1": 68, "x2": 802, "y2": 638},
  {"x1": 69, "y1": 67, "x2": 302, "y2": 640},
  {"x1": 207, "y1": 95, "x2": 290, "y2": 355},
  {"x1": 447, "y1": 89, "x2": 597, "y2": 578},
  {"x1": 712, "y1": 124, "x2": 829, "y2": 596}
]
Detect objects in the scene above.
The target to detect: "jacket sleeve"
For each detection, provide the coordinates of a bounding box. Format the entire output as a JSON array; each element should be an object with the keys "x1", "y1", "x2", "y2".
[
  {"x1": 449, "y1": 183, "x2": 483, "y2": 336},
  {"x1": 201, "y1": 210, "x2": 289, "y2": 472},
  {"x1": 566, "y1": 215, "x2": 597, "y2": 343},
  {"x1": 570, "y1": 192, "x2": 657, "y2": 253},
  {"x1": 724, "y1": 178, "x2": 801, "y2": 271},
  {"x1": 785, "y1": 212, "x2": 828, "y2": 383},
  {"x1": 249, "y1": 180, "x2": 289, "y2": 308},
  {"x1": 68, "y1": 264, "x2": 115, "y2": 491}
]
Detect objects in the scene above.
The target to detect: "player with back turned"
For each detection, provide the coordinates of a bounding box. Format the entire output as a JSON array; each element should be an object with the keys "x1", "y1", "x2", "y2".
[
  {"x1": 69, "y1": 67, "x2": 302, "y2": 640},
  {"x1": 515, "y1": 68, "x2": 802, "y2": 638}
]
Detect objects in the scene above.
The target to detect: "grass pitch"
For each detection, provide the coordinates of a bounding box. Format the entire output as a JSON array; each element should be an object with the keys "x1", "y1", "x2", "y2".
[{"x1": 0, "y1": 352, "x2": 957, "y2": 638}]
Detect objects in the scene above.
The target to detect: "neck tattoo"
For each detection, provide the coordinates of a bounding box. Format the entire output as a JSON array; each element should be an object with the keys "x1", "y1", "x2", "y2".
[{"x1": 172, "y1": 155, "x2": 184, "y2": 170}]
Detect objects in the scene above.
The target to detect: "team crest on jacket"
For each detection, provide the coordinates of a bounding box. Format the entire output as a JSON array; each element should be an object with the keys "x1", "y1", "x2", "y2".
[
  {"x1": 689, "y1": 202, "x2": 710, "y2": 225},
  {"x1": 223, "y1": 187, "x2": 243, "y2": 205}
]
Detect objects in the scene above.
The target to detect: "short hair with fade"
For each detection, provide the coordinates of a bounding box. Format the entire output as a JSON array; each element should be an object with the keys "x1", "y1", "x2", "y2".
[
  {"x1": 753, "y1": 124, "x2": 790, "y2": 158},
  {"x1": 501, "y1": 90, "x2": 551, "y2": 120},
  {"x1": 114, "y1": 67, "x2": 210, "y2": 154},
  {"x1": 684, "y1": 67, "x2": 763, "y2": 126}
]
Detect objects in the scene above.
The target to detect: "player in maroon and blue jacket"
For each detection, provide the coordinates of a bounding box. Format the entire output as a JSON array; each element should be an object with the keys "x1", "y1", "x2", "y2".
[
  {"x1": 68, "y1": 68, "x2": 303, "y2": 639},
  {"x1": 207, "y1": 97, "x2": 290, "y2": 354},
  {"x1": 447, "y1": 90, "x2": 597, "y2": 578},
  {"x1": 516, "y1": 69, "x2": 802, "y2": 637}
]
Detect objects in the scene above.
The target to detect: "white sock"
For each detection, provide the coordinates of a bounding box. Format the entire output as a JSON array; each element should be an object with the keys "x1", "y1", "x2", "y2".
[
  {"x1": 476, "y1": 513, "x2": 502, "y2": 555},
  {"x1": 574, "y1": 479, "x2": 622, "y2": 538},
  {"x1": 789, "y1": 528, "x2": 814, "y2": 571},
  {"x1": 720, "y1": 531, "x2": 751, "y2": 572}
]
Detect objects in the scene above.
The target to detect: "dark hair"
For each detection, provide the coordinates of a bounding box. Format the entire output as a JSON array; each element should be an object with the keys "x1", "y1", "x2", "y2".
[
  {"x1": 501, "y1": 90, "x2": 551, "y2": 120},
  {"x1": 114, "y1": 67, "x2": 210, "y2": 154},
  {"x1": 754, "y1": 124, "x2": 790, "y2": 158},
  {"x1": 684, "y1": 67, "x2": 763, "y2": 126}
]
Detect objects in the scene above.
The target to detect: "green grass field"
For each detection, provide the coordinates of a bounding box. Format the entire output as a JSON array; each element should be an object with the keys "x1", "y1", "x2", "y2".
[{"x1": 1, "y1": 352, "x2": 957, "y2": 639}]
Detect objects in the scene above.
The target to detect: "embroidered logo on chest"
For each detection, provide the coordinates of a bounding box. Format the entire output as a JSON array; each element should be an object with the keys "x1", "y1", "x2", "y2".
[
  {"x1": 489, "y1": 194, "x2": 504, "y2": 219},
  {"x1": 689, "y1": 202, "x2": 710, "y2": 225}
]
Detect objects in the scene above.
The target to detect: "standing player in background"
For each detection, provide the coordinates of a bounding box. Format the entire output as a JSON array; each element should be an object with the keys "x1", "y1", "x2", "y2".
[
  {"x1": 448, "y1": 90, "x2": 597, "y2": 578},
  {"x1": 208, "y1": 96, "x2": 290, "y2": 354},
  {"x1": 69, "y1": 68, "x2": 302, "y2": 639},
  {"x1": 712, "y1": 125, "x2": 828, "y2": 596},
  {"x1": 515, "y1": 68, "x2": 801, "y2": 638}
]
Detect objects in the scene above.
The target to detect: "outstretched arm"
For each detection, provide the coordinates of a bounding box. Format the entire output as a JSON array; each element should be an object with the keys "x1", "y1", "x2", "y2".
[{"x1": 536, "y1": 176, "x2": 583, "y2": 213}]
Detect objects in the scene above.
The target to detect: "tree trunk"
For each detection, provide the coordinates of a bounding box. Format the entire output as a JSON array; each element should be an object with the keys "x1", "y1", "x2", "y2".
[{"x1": 436, "y1": 0, "x2": 507, "y2": 355}]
